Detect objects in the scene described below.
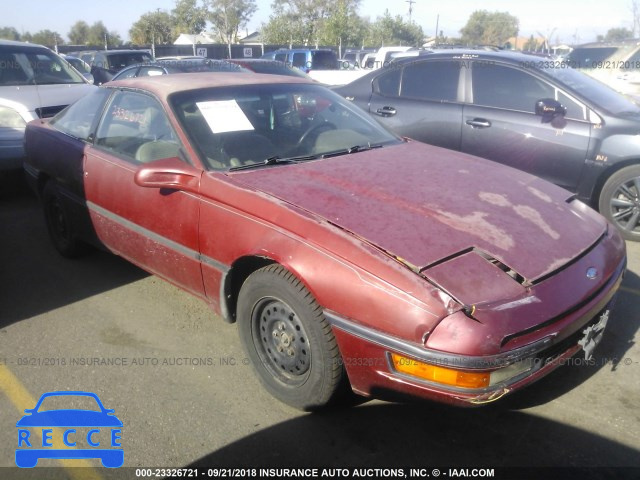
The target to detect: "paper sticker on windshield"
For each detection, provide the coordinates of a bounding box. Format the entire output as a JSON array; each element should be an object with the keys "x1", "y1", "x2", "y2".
[{"x1": 196, "y1": 100, "x2": 254, "y2": 134}]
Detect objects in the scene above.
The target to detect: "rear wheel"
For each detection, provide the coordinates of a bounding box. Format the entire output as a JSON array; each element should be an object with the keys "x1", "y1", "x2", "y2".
[
  {"x1": 237, "y1": 264, "x2": 345, "y2": 410},
  {"x1": 42, "y1": 181, "x2": 87, "y2": 257},
  {"x1": 599, "y1": 165, "x2": 640, "y2": 242}
]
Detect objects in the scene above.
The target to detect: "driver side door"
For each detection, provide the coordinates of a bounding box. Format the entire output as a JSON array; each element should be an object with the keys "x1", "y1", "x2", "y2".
[
  {"x1": 461, "y1": 62, "x2": 592, "y2": 191},
  {"x1": 84, "y1": 89, "x2": 205, "y2": 297}
]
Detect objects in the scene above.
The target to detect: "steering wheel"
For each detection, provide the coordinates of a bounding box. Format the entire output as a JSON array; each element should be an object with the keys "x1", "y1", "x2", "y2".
[{"x1": 296, "y1": 122, "x2": 336, "y2": 149}]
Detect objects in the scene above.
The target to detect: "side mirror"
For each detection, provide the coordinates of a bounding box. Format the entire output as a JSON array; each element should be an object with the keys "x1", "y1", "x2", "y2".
[
  {"x1": 134, "y1": 157, "x2": 201, "y2": 194},
  {"x1": 535, "y1": 98, "x2": 567, "y2": 123}
]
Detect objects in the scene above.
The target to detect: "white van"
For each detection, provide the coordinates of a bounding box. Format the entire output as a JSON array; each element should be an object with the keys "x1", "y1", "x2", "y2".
[{"x1": 0, "y1": 40, "x2": 95, "y2": 172}]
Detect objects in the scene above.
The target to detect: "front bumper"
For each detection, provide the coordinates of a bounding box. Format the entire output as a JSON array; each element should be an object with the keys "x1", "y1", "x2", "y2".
[{"x1": 326, "y1": 256, "x2": 625, "y2": 406}]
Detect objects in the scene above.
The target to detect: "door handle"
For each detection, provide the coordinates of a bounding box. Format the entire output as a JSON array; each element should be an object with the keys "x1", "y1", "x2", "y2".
[
  {"x1": 375, "y1": 106, "x2": 397, "y2": 117},
  {"x1": 466, "y1": 118, "x2": 491, "y2": 128}
]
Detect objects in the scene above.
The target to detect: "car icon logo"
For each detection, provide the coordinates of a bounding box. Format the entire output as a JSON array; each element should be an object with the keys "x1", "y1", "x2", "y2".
[
  {"x1": 586, "y1": 267, "x2": 598, "y2": 280},
  {"x1": 15, "y1": 391, "x2": 123, "y2": 468}
]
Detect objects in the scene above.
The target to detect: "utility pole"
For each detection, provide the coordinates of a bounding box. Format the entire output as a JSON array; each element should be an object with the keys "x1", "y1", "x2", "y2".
[{"x1": 406, "y1": 0, "x2": 416, "y2": 23}]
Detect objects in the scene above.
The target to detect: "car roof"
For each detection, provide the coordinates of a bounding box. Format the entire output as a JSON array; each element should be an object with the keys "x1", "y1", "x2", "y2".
[
  {"x1": 98, "y1": 49, "x2": 152, "y2": 55},
  {"x1": 0, "y1": 39, "x2": 48, "y2": 49},
  {"x1": 107, "y1": 71, "x2": 314, "y2": 97},
  {"x1": 391, "y1": 48, "x2": 548, "y2": 65}
]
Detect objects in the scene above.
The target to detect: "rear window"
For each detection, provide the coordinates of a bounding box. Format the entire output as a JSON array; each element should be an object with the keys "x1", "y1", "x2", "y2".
[
  {"x1": 105, "y1": 52, "x2": 152, "y2": 70},
  {"x1": 311, "y1": 51, "x2": 338, "y2": 70},
  {"x1": 566, "y1": 47, "x2": 618, "y2": 69}
]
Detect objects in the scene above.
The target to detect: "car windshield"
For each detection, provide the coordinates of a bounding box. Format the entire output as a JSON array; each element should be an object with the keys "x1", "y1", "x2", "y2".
[
  {"x1": 0, "y1": 48, "x2": 86, "y2": 85},
  {"x1": 539, "y1": 65, "x2": 640, "y2": 116},
  {"x1": 36, "y1": 395, "x2": 102, "y2": 412},
  {"x1": 170, "y1": 83, "x2": 400, "y2": 171}
]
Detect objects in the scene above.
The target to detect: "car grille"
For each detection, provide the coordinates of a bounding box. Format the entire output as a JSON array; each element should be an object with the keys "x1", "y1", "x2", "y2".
[{"x1": 35, "y1": 105, "x2": 67, "y2": 118}]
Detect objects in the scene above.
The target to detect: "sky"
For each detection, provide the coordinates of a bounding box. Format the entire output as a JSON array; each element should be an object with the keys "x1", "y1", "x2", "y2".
[{"x1": 0, "y1": 0, "x2": 633, "y2": 45}]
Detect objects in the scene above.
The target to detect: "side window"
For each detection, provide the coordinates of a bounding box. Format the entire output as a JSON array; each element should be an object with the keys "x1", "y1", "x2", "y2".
[
  {"x1": 275, "y1": 53, "x2": 287, "y2": 63},
  {"x1": 50, "y1": 89, "x2": 111, "y2": 140},
  {"x1": 95, "y1": 91, "x2": 181, "y2": 164},
  {"x1": 400, "y1": 61, "x2": 460, "y2": 102},
  {"x1": 292, "y1": 52, "x2": 306, "y2": 68},
  {"x1": 472, "y1": 64, "x2": 555, "y2": 113},
  {"x1": 373, "y1": 68, "x2": 401, "y2": 96}
]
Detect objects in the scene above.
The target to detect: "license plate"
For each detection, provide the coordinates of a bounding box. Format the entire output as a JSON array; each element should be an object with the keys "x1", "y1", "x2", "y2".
[{"x1": 578, "y1": 309, "x2": 609, "y2": 360}]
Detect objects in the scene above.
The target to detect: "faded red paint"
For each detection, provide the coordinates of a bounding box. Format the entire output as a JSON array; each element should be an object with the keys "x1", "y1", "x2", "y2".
[{"x1": 24, "y1": 74, "x2": 628, "y2": 407}]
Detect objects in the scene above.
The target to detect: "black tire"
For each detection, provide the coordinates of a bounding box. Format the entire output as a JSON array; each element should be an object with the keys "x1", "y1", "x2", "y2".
[
  {"x1": 599, "y1": 165, "x2": 640, "y2": 242},
  {"x1": 237, "y1": 264, "x2": 345, "y2": 410},
  {"x1": 42, "y1": 181, "x2": 87, "y2": 258}
]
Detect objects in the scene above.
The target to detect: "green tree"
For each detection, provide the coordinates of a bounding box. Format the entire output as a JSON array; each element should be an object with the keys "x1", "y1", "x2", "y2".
[
  {"x1": 262, "y1": 0, "x2": 331, "y2": 46},
  {"x1": 31, "y1": 30, "x2": 65, "y2": 46},
  {"x1": 85, "y1": 21, "x2": 123, "y2": 47},
  {"x1": 317, "y1": 0, "x2": 365, "y2": 48},
  {"x1": 129, "y1": 11, "x2": 174, "y2": 45},
  {"x1": 604, "y1": 27, "x2": 633, "y2": 42},
  {"x1": 68, "y1": 21, "x2": 90, "y2": 45},
  {"x1": 367, "y1": 10, "x2": 424, "y2": 47},
  {"x1": 208, "y1": 0, "x2": 257, "y2": 49},
  {"x1": 0, "y1": 26, "x2": 21, "y2": 41},
  {"x1": 460, "y1": 10, "x2": 519, "y2": 46},
  {"x1": 172, "y1": 0, "x2": 207, "y2": 38},
  {"x1": 261, "y1": 15, "x2": 298, "y2": 45}
]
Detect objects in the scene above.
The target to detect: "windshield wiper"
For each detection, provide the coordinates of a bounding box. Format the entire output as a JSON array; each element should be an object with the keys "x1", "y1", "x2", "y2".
[
  {"x1": 228, "y1": 154, "x2": 319, "y2": 171},
  {"x1": 322, "y1": 144, "x2": 384, "y2": 158}
]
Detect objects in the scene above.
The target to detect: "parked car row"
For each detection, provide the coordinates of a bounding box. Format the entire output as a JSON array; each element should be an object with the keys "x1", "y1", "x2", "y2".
[{"x1": 2, "y1": 36, "x2": 637, "y2": 411}]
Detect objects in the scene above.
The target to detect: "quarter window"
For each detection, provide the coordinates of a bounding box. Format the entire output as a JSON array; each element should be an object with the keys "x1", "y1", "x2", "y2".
[
  {"x1": 50, "y1": 89, "x2": 111, "y2": 140},
  {"x1": 95, "y1": 91, "x2": 182, "y2": 164}
]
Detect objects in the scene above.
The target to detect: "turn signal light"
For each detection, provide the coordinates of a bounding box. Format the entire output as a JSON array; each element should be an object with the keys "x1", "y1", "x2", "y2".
[{"x1": 389, "y1": 353, "x2": 490, "y2": 389}]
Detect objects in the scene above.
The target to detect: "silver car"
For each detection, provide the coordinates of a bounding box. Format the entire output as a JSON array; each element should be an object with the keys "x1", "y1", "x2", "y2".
[{"x1": 0, "y1": 40, "x2": 95, "y2": 172}]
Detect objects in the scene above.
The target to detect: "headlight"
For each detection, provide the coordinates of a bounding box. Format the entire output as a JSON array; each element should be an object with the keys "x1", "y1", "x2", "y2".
[{"x1": 0, "y1": 106, "x2": 27, "y2": 128}]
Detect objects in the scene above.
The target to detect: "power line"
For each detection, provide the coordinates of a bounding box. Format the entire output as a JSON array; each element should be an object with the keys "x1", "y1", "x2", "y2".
[{"x1": 406, "y1": 0, "x2": 416, "y2": 23}]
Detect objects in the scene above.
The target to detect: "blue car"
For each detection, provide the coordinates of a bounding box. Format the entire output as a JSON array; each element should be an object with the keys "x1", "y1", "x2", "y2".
[{"x1": 16, "y1": 391, "x2": 123, "y2": 468}]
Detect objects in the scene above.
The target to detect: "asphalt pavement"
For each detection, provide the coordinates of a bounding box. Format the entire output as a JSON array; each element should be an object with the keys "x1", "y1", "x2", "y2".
[{"x1": 0, "y1": 191, "x2": 639, "y2": 480}]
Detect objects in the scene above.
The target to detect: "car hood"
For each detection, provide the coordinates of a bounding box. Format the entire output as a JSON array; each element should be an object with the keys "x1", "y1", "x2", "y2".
[
  {"x1": 231, "y1": 142, "x2": 607, "y2": 301},
  {"x1": 0, "y1": 83, "x2": 95, "y2": 117},
  {"x1": 16, "y1": 410, "x2": 122, "y2": 427}
]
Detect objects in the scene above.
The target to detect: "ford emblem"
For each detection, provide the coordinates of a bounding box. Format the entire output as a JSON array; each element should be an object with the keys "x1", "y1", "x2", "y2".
[{"x1": 586, "y1": 267, "x2": 598, "y2": 280}]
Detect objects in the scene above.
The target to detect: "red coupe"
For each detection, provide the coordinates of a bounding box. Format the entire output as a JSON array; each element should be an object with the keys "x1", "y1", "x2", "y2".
[{"x1": 24, "y1": 73, "x2": 626, "y2": 410}]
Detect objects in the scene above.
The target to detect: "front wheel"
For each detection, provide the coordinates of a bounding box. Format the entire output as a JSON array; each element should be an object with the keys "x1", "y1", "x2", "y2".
[
  {"x1": 599, "y1": 165, "x2": 640, "y2": 241},
  {"x1": 237, "y1": 264, "x2": 345, "y2": 410}
]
